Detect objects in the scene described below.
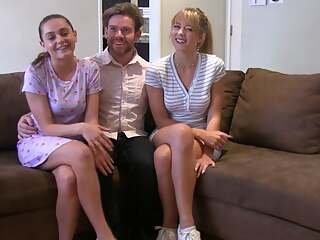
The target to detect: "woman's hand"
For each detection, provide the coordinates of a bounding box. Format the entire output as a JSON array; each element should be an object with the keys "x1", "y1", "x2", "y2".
[
  {"x1": 195, "y1": 152, "x2": 215, "y2": 178},
  {"x1": 79, "y1": 123, "x2": 115, "y2": 175},
  {"x1": 79, "y1": 123, "x2": 113, "y2": 154},
  {"x1": 201, "y1": 130, "x2": 232, "y2": 150}
]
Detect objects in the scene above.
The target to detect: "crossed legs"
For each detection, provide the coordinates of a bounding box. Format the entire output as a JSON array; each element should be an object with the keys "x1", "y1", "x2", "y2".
[
  {"x1": 40, "y1": 140, "x2": 115, "y2": 240},
  {"x1": 153, "y1": 123, "x2": 202, "y2": 229},
  {"x1": 52, "y1": 165, "x2": 80, "y2": 240}
]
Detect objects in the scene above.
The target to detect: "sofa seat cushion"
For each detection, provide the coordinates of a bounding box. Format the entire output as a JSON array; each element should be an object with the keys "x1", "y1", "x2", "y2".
[
  {"x1": 230, "y1": 68, "x2": 320, "y2": 154},
  {"x1": 195, "y1": 142, "x2": 320, "y2": 231},
  {"x1": 0, "y1": 151, "x2": 57, "y2": 216}
]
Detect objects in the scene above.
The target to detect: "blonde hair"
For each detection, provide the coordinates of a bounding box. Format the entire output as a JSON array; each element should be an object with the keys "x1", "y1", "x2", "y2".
[{"x1": 171, "y1": 8, "x2": 213, "y2": 54}]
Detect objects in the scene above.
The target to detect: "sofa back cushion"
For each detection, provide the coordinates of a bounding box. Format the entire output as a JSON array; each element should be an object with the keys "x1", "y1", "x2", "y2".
[
  {"x1": 0, "y1": 72, "x2": 29, "y2": 150},
  {"x1": 220, "y1": 70, "x2": 245, "y2": 133},
  {"x1": 230, "y1": 68, "x2": 320, "y2": 154}
]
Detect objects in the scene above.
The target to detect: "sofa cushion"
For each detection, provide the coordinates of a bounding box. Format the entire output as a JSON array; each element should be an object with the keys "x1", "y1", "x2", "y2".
[
  {"x1": 195, "y1": 141, "x2": 320, "y2": 232},
  {"x1": 0, "y1": 152, "x2": 57, "y2": 216},
  {"x1": 230, "y1": 68, "x2": 320, "y2": 154},
  {"x1": 220, "y1": 70, "x2": 245, "y2": 134},
  {"x1": 0, "y1": 72, "x2": 29, "y2": 150}
]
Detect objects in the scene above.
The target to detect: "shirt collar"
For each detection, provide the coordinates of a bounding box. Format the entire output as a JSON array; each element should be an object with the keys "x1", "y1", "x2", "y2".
[{"x1": 99, "y1": 47, "x2": 140, "y2": 67}]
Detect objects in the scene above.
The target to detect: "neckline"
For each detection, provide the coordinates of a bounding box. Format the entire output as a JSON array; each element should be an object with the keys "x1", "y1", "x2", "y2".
[
  {"x1": 170, "y1": 53, "x2": 201, "y2": 96},
  {"x1": 48, "y1": 57, "x2": 79, "y2": 83},
  {"x1": 174, "y1": 54, "x2": 198, "y2": 69},
  {"x1": 106, "y1": 47, "x2": 138, "y2": 67}
]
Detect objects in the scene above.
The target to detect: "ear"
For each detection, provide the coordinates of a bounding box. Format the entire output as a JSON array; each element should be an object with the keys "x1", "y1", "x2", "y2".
[
  {"x1": 39, "y1": 41, "x2": 45, "y2": 48},
  {"x1": 134, "y1": 29, "x2": 142, "y2": 43},
  {"x1": 74, "y1": 30, "x2": 78, "y2": 42},
  {"x1": 199, "y1": 33, "x2": 206, "y2": 46},
  {"x1": 103, "y1": 27, "x2": 108, "y2": 40}
]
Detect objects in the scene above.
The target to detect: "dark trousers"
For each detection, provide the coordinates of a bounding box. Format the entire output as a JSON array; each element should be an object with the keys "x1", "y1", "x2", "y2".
[{"x1": 98, "y1": 132, "x2": 161, "y2": 240}]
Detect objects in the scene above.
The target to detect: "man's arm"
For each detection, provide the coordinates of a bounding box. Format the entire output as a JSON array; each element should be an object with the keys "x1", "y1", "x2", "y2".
[{"x1": 17, "y1": 112, "x2": 37, "y2": 139}]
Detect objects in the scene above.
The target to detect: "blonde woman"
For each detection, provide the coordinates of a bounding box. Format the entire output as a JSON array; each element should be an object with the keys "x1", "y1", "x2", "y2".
[{"x1": 145, "y1": 8, "x2": 231, "y2": 240}]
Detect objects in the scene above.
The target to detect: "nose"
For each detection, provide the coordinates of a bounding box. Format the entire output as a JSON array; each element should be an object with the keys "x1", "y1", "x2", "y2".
[
  {"x1": 115, "y1": 29, "x2": 124, "y2": 37},
  {"x1": 56, "y1": 34, "x2": 65, "y2": 43},
  {"x1": 177, "y1": 27, "x2": 185, "y2": 34}
]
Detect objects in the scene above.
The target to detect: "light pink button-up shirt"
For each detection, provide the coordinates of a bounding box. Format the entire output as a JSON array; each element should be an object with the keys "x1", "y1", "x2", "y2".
[{"x1": 90, "y1": 48, "x2": 149, "y2": 139}]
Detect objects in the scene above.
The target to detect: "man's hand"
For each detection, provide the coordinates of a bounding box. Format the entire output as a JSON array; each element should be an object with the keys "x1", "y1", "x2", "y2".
[
  {"x1": 94, "y1": 148, "x2": 115, "y2": 176},
  {"x1": 17, "y1": 113, "x2": 36, "y2": 139}
]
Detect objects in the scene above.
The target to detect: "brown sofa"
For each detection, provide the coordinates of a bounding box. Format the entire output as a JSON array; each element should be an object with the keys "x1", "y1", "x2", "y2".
[
  {"x1": 0, "y1": 72, "x2": 61, "y2": 240},
  {"x1": 0, "y1": 69, "x2": 319, "y2": 240},
  {"x1": 195, "y1": 69, "x2": 320, "y2": 240}
]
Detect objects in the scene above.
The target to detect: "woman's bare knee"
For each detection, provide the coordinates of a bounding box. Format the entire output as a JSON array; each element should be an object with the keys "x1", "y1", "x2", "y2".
[
  {"x1": 53, "y1": 165, "x2": 77, "y2": 195},
  {"x1": 66, "y1": 142, "x2": 95, "y2": 171},
  {"x1": 43, "y1": 141, "x2": 95, "y2": 171},
  {"x1": 154, "y1": 144, "x2": 172, "y2": 176},
  {"x1": 154, "y1": 123, "x2": 193, "y2": 149}
]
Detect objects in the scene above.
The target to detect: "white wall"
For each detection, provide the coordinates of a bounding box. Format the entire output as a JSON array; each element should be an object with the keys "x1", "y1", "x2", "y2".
[
  {"x1": 0, "y1": 0, "x2": 100, "y2": 74},
  {"x1": 240, "y1": 0, "x2": 320, "y2": 74},
  {"x1": 160, "y1": 0, "x2": 226, "y2": 60}
]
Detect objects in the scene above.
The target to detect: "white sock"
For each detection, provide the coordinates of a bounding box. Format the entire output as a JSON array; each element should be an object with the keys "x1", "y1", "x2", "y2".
[{"x1": 179, "y1": 225, "x2": 196, "y2": 233}]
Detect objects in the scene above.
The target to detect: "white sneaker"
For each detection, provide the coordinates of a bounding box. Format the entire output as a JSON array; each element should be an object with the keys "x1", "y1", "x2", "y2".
[
  {"x1": 155, "y1": 226, "x2": 178, "y2": 240},
  {"x1": 177, "y1": 226, "x2": 201, "y2": 240}
]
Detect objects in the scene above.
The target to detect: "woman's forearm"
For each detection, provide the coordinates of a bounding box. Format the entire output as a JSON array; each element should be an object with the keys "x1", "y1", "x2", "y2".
[
  {"x1": 192, "y1": 128, "x2": 207, "y2": 141},
  {"x1": 42, "y1": 122, "x2": 85, "y2": 137},
  {"x1": 206, "y1": 115, "x2": 221, "y2": 131},
  {"x1": 157, "y1": 118, "x2": 177, "y2": 129}
]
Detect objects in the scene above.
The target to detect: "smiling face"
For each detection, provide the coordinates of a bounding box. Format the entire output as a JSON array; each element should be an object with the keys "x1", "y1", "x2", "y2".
[
  {"x1": 105, "y1": 14, "x2": 141, "y2": 60},
  {"x1": 40, "y1": 18, "x2": 77, "y2": 61},
  {"x1": 170, "y1": 16, "x2": 203, "y2": 54}
]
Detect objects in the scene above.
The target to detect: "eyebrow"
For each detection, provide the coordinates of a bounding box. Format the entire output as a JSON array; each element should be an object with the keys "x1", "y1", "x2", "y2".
[
  {"x1": 44, "y1": 27, "x2": 70, "y2": 35},
  {"x1": 108, "y1": 24, "x2": 133, "y2": 28},
  {"x1": 173, "y1": 22, "x2": 193, "y2": 28}
]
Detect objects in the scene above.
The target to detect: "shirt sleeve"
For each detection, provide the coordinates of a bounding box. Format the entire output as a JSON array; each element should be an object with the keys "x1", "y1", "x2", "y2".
[
  {"x1": 214, "y1": 58, "x2": 226, "y2": 82},
  {"x1": 145, "y1": 63, "x2": 162, "y2": 88},
  {"x1": 22, "y1": 65, "x2": 47, "y2": 95},
  {"x1": 86, "y1": 61, "x2": 102, "y2": 95}
]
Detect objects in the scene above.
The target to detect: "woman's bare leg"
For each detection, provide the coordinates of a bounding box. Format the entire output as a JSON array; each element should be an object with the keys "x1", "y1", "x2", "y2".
[
  {"x1": 40, "y1": 140, "x2": 115, "y2": 240},
  {"x1": 153, "y1": 123, "x2": 196, "y2": 228},
  {"x1": 154, "y1": 144, "x2": 178, "y2": 228},
  {"x1": 52, "y1": 165, "x2": 80, "y2": 240}
]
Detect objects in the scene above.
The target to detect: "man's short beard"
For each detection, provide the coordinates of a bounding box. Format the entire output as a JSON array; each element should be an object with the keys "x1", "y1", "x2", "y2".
[{"x1": 108, "y1": 42, "x2": 135, "y2": 55}]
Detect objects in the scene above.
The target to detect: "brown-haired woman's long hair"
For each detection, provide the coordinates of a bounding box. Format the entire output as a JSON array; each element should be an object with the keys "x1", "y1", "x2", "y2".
[
  {"x1": 32, "y1": 14, "x2": 74, "y2": 66},
  {"x1": 172, "y1": 8, "x2": 213, "y2": 54}
]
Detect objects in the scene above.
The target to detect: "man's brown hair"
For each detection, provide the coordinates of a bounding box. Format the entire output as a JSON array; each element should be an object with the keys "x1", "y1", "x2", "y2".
[{"x1": 103, "y1": 2, "x2": 144, "y2": 32}]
